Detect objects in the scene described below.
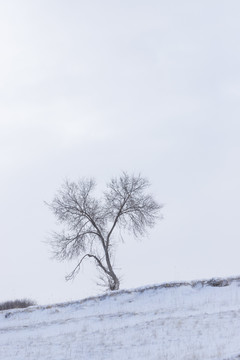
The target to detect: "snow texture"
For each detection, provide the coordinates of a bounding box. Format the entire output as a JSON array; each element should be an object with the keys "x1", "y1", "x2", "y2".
[{"x1": 1, "y1": 277, "x2": 240, "y2": 360}]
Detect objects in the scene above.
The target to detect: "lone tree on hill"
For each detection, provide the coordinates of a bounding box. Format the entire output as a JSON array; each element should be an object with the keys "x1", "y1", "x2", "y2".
[{"x1": 47, "y1": 172, "x2": 162, "y2": 291}]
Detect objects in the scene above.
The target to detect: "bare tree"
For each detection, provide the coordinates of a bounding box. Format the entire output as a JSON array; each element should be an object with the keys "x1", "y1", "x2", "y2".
[{"x1": 46, "y1": 172, "x2": 162, "y2": 291}]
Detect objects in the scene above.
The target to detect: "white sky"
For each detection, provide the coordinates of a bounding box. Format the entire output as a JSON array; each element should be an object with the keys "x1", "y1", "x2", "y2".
[{"x1": 1, "y1": 0, "x2": 240, "y2": 305}]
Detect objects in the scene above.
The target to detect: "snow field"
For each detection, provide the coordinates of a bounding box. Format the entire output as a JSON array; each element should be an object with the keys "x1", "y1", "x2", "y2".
[{"x1": 1, "y1": 278, "x2": 240, "y2": 359}]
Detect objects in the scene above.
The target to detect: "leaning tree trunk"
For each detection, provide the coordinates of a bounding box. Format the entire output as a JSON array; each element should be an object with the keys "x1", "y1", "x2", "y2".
[
  {"x1": 104, "y1": 249, "x2": 120, "y2": 290},
  {"x1": 108, "y1": 271, "x2": 120, "y2": 290}
]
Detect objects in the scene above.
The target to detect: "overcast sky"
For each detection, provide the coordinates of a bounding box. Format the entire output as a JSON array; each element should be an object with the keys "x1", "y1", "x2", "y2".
[{"x1": 1, "y1": 0, "x2": 240, "y2": 305}]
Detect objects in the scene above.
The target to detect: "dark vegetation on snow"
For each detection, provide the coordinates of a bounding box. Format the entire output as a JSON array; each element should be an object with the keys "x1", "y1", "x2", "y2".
[{"x1": 0, "y1": 299, "x2": 36, "y2": 311}]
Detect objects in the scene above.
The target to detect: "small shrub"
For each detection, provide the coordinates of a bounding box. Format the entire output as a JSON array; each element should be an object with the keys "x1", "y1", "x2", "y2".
[{"x1": 0, "y1": 299, "x2": 36, "y2": 311}]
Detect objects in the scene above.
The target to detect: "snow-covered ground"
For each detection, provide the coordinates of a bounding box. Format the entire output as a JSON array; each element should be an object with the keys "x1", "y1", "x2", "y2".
[{"x1": 1, "y1": 277, "x2": 240, "y2": 360}]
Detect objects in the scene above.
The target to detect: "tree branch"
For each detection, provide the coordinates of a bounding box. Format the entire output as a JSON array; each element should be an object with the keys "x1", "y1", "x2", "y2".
[
  {"x1": 65, "y1": 253, "x2": 111, "y2": 281},
  {"x1": 106, "y1": 195, "x2": 129, "y2": 248}
]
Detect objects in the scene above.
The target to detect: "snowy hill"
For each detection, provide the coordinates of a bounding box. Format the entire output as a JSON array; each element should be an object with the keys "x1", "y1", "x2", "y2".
[{"x1": 1, "y1": 277, "x2": 240, "y2": 360}]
